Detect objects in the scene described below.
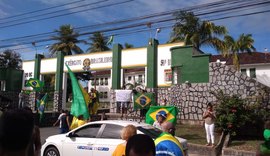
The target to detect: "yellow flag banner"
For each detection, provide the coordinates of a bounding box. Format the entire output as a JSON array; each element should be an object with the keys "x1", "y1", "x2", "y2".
[{"x1": 70, "y1": 116, "x2": 87, "y2": 130}]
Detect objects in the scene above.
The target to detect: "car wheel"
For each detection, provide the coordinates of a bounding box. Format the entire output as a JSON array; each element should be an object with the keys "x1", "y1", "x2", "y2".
[{"x1": 44, "y1": 146, "x2": 60, "y2": 156}]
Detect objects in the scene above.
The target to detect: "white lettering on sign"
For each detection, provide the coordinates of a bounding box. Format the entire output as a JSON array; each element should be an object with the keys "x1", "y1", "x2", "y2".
[
  {"x1": 25, "y1": 72, "x2": 33, "y2": 78},
  {"x1": 65, "y1": 59, "x2": 82, "y2": 66},
  {"x1": 90, "y1": 57, "x2": 112, "y2": 64},
  {"x1": 160, "y1": 59, "x2": 171, "y2": 66}
]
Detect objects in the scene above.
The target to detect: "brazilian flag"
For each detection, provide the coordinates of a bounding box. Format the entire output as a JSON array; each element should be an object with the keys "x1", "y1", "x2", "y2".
[
  {"x1": 26, "y1": 78, "x2": 44, "y2": 91},
  {"x1": 66, "y1": 64, "x2": 89, "y2": 120},
  {"x1": 146, "y1": 106, "x2": 178, "y2": 125},
  {"x1": 36, "y1": 93, "x2": 48, "y2": 122},
  {"x1": 133, "y1": 93, "x2": 156, "y2": 110}
]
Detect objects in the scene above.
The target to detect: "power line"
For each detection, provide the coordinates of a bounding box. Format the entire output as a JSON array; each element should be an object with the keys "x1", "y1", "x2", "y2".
[
  {"x1": 0, "y1": 0, "x2": 134, "y2": 29},
  {"x1": 1, "y1": 0, "x2": 269, "y2": 50},
  {"x1": 0, "y1": 0, "x2": 87, "y2": 20},
  {"x1": 0, "y1": 0, "x2": 251, "y2": 42},
  {"x1": 0, "y1": 0, "x2": 109, "y2": 24}
]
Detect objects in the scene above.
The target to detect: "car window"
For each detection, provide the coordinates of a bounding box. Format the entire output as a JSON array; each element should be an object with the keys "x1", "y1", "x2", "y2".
[
  {"x1": 137, "y1": 126, "x2": 162, "y2": 139},
  {"x1": 73, "y1": 124, "x2": 102, "y2": 138},
  {"x1": 99, "y1": 124, "x2": 122, "y2": 139}
]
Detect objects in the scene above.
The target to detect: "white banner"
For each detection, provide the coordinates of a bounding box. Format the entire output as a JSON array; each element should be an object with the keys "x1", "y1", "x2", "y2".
[{"x1": 115, "y1": 90, "x2": 132, "y2": 102}]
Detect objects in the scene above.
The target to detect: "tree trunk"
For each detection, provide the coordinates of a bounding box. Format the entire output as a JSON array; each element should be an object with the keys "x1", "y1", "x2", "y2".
[
  {"x1": 214, "y1": 131, "x2": 231, "y2": 156},
  {"x1": 223, "y1": 132, "x2": 231, "y2": 148}
]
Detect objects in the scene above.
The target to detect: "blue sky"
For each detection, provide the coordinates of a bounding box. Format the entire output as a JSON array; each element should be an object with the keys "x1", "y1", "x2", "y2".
[{"x1": 0, "y1": 0, "x2": 270, "y2": 60}]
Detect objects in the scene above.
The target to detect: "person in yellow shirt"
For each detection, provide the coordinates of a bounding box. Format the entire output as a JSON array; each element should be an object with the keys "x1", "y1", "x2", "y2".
[{"x1": 112, "y1": 125, "x2": 137, "y2": 156}]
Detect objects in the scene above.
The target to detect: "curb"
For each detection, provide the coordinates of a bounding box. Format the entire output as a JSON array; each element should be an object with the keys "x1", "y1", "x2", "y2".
[{"x1": 188, "y1": 143, "x2": 257, "y2": 156}]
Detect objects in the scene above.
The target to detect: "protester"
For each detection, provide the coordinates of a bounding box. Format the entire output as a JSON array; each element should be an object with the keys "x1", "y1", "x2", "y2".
[
  {"x1": 53, "y1": 110, "x2": 70, "y2": 134},
  {"x1": 259, "y1": 120, "x2": 270, "y2": 155},
  {"x1": 70, "y1": 114, "x2": 88, "y2": 130},
  {"x1": 0, "y1": 109, "x2": 34, "y2": 156},
  {"x1": 112, "y1": 125, "x2": 137, "y2": 156},
  {"x1": 89, "y1": 88, "x2": 99, "y2": 115},
  {"x1": 153, "y1": 113, "x2": 167, "y2": 130},
  {"x1": 202, "y1": 102, "x2": 216, "y2": 147},
  {"x1": 18, "y1": 90, "x2": 25, "y2": 108},
  {"x1": 23, "y1": 107, "x2": 41, "y2": 156},
  {"x1": 155, "y1": 121, "x2": 185, "y2": 156},
  {"x1": 125, "y1": 134, "x2": 155, "y2": 156}
]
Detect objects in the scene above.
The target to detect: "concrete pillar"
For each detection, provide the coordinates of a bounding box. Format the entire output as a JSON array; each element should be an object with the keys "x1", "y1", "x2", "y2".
[
  {"x1": 112, "y1": 44, "x2": 122, "y2": 89},
  {"x1": 54, "y1": 51, "x2": 64, "y2": 112},
  {"x1": 31, "y1": 54, "x2": 44, "y2": 111},
  {"x1": 146, "y1": 38, "x2": 159, "y2": 88}
]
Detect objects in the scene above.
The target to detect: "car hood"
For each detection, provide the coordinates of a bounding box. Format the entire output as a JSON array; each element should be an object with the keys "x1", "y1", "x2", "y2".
[
  {"x1": 46, "y1": 134, "x2": 66, "y2": 142},
  {"x1": 175, "y1": 136, "x2": 188, "y2": 150}
]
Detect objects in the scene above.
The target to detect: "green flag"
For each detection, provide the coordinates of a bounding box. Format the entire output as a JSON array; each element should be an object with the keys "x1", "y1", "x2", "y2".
[
  {"x1": 26, "y1": 78, "x2": 44, "y2": 91},
  {"x1": 107, "y1": 35, "x2": 114, "y2": 45},
  {"x1": 133, "y1": 92, "x2": 156, "y2": 110},
  {"x1": 145, "y1": 106, "x2": 178, "y2": 125},
  {"x1": 36, "y1": 93, "x2": 48, "y2": 122},
  {"x1": 66, "y1": 64, "x2": 90, "y2": 120}
]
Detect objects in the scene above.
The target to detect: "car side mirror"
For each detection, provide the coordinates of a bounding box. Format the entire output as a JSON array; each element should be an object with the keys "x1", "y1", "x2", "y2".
[{"x1": 67, "y1": 132, "x2": 77, "y2": 137}]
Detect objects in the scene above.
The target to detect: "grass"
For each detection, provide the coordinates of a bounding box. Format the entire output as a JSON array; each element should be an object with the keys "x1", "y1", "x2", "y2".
[{"x1": 175, "y1": 123, "x2": 263, "y2": 152}]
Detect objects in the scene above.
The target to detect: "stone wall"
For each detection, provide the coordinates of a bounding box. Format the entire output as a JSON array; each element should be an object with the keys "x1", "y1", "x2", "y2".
[
  {"x1": 158, "y1": 62, "x2": 270, "y2": 120},
  {"x1": 53, "y1": 90, "x2": 63, "y2": 112},
  {"x1": 0, "y1": 91, "x2": 19, "y2": 108}
]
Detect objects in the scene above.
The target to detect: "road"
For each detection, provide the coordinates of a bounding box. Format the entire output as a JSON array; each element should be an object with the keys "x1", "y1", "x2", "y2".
[
  {"x1": 40, "y1": 127, "x2": 201, "y2": 156},
  {"x1": 40, "y1": 126, "x2": 58, "y2": 144}
]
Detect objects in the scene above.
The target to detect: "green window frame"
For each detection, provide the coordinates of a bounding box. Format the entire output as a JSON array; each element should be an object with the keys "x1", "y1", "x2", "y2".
[
  {"x1": 250, "y1": 68, "x2": 256, "y2": 78},
  {"x1": 240, "y1": 69, "x2": 247, "y2": 75}
]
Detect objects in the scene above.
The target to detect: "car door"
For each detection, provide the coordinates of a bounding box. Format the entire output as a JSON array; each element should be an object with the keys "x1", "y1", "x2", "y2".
[
  {"x1": 93, "y1": 124, "x2": 124, "y2": 156},
  {"x1": 62, "y1": 124, "x2": 102, "y2": 156}
]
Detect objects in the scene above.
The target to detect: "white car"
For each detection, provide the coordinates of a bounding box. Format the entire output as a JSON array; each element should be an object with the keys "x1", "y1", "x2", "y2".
[{"x1": 41, "y1": 120, "x2": 188, "y2": 156}]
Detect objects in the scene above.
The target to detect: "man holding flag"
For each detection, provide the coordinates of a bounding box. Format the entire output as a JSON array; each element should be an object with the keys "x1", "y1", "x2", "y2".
[{"x1": 65, "y1": 63, "x2": 89, "y2": 130}]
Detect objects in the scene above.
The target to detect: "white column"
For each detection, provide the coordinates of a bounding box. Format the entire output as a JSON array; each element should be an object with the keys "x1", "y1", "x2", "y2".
[
  {"x1": 110, "y1": 69, "x2": 114, "y2": 112},
  {"x1": 121, "y1": 68, "x2": 124, "y2": 88},
  {"x1": 62, "y1": 72, "x2": 67, "y2": 109},
  {"x1": 145, "y1": 67, "x2": 147, "y2": 87}
]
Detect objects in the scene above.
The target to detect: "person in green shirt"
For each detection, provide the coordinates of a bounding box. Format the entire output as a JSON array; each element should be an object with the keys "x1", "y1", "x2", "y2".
[{"x1": 259, "y1": 120, "x2": 270, "y2": 155}]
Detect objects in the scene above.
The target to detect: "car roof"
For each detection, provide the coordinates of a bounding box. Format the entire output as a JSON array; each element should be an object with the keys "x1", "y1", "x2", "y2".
[{"x1": 86, "y1": 120, "x2": 151, "y2": 127}]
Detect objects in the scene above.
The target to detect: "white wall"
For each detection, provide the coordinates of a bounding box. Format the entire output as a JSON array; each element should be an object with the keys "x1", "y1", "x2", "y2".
[
  {"x1": 241, "y1": 64, "x2": 270, "y2": 87},
  {"x1": 22, "y1": 42, "x2": 184, "y2": 89}
]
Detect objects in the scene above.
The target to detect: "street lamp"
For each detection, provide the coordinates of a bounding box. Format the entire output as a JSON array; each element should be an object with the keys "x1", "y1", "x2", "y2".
[{"x1": 155, "y1": 28, "x2": 161, "y2": 39}]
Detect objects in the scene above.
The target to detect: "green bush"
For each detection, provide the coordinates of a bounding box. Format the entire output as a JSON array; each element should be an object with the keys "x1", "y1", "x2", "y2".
[{"x1": 212, "y1": 91, "x2": 252, "y2": 136}]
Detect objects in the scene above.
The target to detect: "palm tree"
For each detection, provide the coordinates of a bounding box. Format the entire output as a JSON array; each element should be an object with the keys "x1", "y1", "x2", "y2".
[
  {"x1": 0, "y1": 49, "x2": 22, "y2": 69},
  {"x1": 222, "y1": 33, "x2": 256, "y2": 70},
  {"x1": 123, "y1": 43, "x2": 134, "y2": 49},
  {"x1": 87, "y1": 32, "x2": 110, "y2": 52},
  {"x1": 50, "y1": 24, "x2": 84, "y2": 56},
  {"x1": 169, "y1": 11, "x2": 227, "y2": 52}
]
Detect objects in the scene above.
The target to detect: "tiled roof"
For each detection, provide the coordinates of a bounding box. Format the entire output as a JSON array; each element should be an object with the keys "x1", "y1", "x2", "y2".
[{"x1": 210, "y1": 52, "x2": 270, "y2": 65}]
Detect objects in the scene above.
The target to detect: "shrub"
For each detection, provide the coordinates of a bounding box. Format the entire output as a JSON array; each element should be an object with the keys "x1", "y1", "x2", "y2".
[{"x1": 212, "y1": 91, "x2": 252, "y2": 136}]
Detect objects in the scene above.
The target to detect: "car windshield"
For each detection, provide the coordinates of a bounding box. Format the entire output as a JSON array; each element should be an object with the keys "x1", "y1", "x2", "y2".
[{"x1": 137, "y1": 126, "x2": 162, "y2": 139}]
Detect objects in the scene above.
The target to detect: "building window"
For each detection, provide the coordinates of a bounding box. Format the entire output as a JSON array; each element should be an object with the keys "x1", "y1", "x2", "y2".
[
  {"x1": 172, "y1": 67, "x2": 179, "y2": 85},
  {"x1": 105, "y1": 78, "x2": 108, "y2": 85},
  {"x1": 104, "y1": 92, "x2": 108, "y2": 98},
  {"x1": 138, "y1": 75, "x2": 143, "y2": 83},
  {"x1": 164, "y1": 69, "x2": 172, "y2": 82},
  {"x1": 0, "y1": 80, "x2": 6, "y2": 91},
  {"x1": 95, "y1": 78, "x2": 99, "y2": 85},
  {"x1": 128, "y1": 76, "x2": 131, "y2": 81},
  {"x1": 100, "y1": 78, "x2": 104, "y2": 85},
  {"x1": 250, "y1": 68, "x2": 256, "y2": 78},
  {"x1": 240, "y1": 69, "x2": 247, "y2": 75},
  {"x1": 99, "y1": 92, "x2": 103, "y2": 98}
]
